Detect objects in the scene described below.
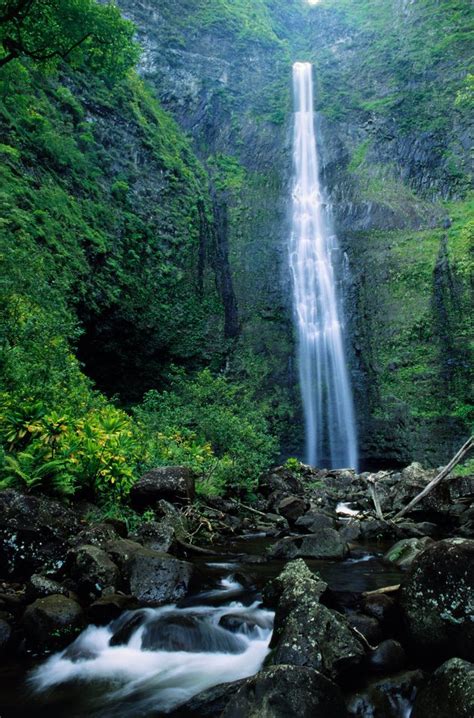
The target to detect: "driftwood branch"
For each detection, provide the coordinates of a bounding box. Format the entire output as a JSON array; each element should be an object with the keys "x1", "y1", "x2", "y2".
[
  {"x1": 393, "y1": 435, "x2": 474, "y2": 520},
  {"x1": 367, "y1": 479, "x2": 384, "y2": 520}
]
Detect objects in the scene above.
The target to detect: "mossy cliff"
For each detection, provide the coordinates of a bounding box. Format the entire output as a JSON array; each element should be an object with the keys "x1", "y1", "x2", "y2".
[{"x1": 116, "y1": 0, "x2": 472, "y2": 465}]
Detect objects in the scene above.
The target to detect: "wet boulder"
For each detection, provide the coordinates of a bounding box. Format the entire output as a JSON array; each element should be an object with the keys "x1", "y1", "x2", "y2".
[
  {"x1": 69, "y1": 522, "x2": 119, "y2": 549},
  {"x1": 277, "y1": 495, "x2": 307, "y2": 522},
  {"x1": 263, "y1": 558, "x2": 327, "y2": 609},
  {"x1": 361, "y1": 593, "x2": 398, "y2": 630},
  {"x1": 167, "y1": 680, "x2": 246, "y2": 717},
  {"x1": 22, "y1": 594, "x2": 84, "y2": 649},
  {"x1": 258, "y1": 467, "x2": 305, "y2": 498},
  {"x1": 133, "y1": 520, "x2": 177, "y2": 553},
  {"x1": 411, "y1": 658, "x2": 474, "y2": 718},
  {"x1": 130, "y1": 467, "x2": 195, "y2": 509},
  {"x1": 399, "y1": 538, "x2": 474, "y2": 661},
  {"x1": 348, "y1": 614, "x2": 383, "y2": 646},
  {"x1": 141, "y1": 614, "x2": 247, "y2": 654},
  {"x1": 26, "y1": 574, "x2": 69, "y2": 601},
  {"x1": 383, "y1": 537, "x2": 432, "y2": 568},
  {"x1": 104, "y1": 538, "x2": 142, "y2": 570},
  {"x1": 88, "y1": 594, "x2": 136, "y2": 625},
  {"x1": 347, "y1": 670, "x2": 425, "y2": 718},
  {"x1": 0, "y1": 489, "x2": 79, "y2": 579},
  {"x1": 368, "y1": 639, "x2": 406, "y2": 674},
  {"x1": 221, "y1": 665, "x2": 347, "y2": 718},
  {"x1": 296, "y1": 510, "x2": 335, "y2": 533},
  {"x1": 124, "y1": 547, "x2": 193, "y2": 605},
  {"x1": 298, "y1": 529, "x2": 348, "y2": 559},
  {"x1": 69, "y1": 544, "x2": 120, "y2": 598}
]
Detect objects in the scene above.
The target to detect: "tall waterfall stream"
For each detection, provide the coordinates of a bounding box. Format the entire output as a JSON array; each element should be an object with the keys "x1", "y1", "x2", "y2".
[{"x1": 290, "y1": 62, "x2": 358, "y2": 469}]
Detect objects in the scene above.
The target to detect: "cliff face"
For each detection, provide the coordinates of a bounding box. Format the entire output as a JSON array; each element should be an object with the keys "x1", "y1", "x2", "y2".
[{"x1": 116, "y1": 0, "x2": 472, "y2": 465}]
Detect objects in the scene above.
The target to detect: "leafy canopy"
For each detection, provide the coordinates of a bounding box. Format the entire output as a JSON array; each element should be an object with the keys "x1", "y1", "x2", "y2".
[{"x1": 0, "y1": 0, "x2": 139, "y2": 76}]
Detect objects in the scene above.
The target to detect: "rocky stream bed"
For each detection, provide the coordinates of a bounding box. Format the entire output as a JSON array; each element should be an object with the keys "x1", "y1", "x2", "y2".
[{"x1": 0, "y1": 462, "x2": 473, "y2": 717}]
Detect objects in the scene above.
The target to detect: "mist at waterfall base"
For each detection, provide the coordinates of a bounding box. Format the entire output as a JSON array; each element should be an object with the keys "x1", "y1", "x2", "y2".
[
  {"x1": 28, "y1": 577, "x2": 273, "y2": 717},
  {"x1": 290, "y1": 62, "x2": 358, "y2": 471}
]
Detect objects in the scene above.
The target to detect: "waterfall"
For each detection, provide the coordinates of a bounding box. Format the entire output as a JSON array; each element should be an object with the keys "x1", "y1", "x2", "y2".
[{"x1": 290, "y1": 62, "x2": 358, "y2": 470}]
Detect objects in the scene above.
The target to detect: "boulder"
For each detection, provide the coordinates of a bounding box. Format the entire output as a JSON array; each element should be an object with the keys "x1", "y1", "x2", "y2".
[
  {"x1": 383, "y1": 537, "x2": 432, "y2": 568},
  {"x1": 266, "y1": 561, "x2": 365, "y2": 680},
  {"x1": 0, "y1": 618, "x2": 12, "y2": 652},
  {"x1": 69, "y1": 522, "x2": 119, "y2": 549},
  {"x1": 167, "y1": 680, "x2": 246, "y2": 717},
  {"x1": 22, "y1": 594, "x2": 83, "y2": 649},
  {"x1": 298, "y1": 529, "x2": 348, "y2": 559},
  {"x1": 411, "y1": 658, "x2": 474, "y2": 718},
  {"x1": 296, "y1": 510, "x2": 335, "y2": 533},
  {"x1": 124, "y1": 547, "x2": 193, "y2": 605},
  {"x1": 368, "y1": 639, "x2": 406, "y2": 674},
  {"x1": 26, "y1": 574, "x2": 69, "y2": 601},
  {"x1": 348, "y1": 614, "x2": 383, "y2": 646},
  {"x1": 134, "y1": 521, "x2": 176, "y2": 553},
  {"x1": 399, "y1": 538, "x2": 474, "y2": 661},
  {"x1": 69, "y1": 544, "x2": 120, "y2": 597},
  {"x1": 104, "y1": 538, "x2": 142, "y2": 570},
  {"x1": 347, "y1": 670, "x2": 425, "y2": 717},
  {"x1": 221, "y1": 665, "x2": 347, "y2": 718},
  {"x1": 258, "y1": 468, "x2": 305, "y2": 498},
  {"x1": 130, "y1": 467, "x2": 195, "y2": 509},
  {"x1": 276, "y1": 495, "x2": 307, "y2": 522},
  {"x1": 88, "y1": 594, "x2": 136, "y2": 625},
  {"x1": 0, "y1": 489, "x2": 79, "y2": 579},
  {"x1": 361, "y1": 594, "x2": 397, "y2": 628}
]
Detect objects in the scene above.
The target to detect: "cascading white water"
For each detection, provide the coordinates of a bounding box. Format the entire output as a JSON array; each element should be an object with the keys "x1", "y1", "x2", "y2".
[{"x1": 290, "y1": 62, "x2": 358, "y2": 469}]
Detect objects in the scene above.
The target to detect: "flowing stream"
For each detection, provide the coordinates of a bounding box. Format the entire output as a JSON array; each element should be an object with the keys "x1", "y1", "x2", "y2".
[
  {"x1": 290, "y1": 61, "x2": 358, "y2": 469},
  {"x1": 28, "y1": 577, "x2": 273, "y2": 717}
]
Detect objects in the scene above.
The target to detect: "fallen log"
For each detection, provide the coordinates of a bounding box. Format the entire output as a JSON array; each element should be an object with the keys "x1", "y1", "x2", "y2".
[
  {"x1": 362, "y1": 584, "x2": 400, "y2": 597},
  {"x1": 393, "y1": 435, "x2": 474, "y2": 520}
]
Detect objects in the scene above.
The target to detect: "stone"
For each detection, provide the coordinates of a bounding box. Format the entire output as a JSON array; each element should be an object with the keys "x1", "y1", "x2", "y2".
[
  {"x1": 130, "y1": 467, "x2": 195, "y2": 509},
  {"x1": 134, "y1": 521, "x2": 176, "y2": 553},
  {"x1": 69, "y1": 544, "x2": 120, "y2": 597},
  {"x1": 22, "y1": 594, "x2": 83, "y2": 649},
  {"x1": 399, "y1": 538, "x2": 474, "y2": 661},
  {"x1": 348, "y1": 614, "x2": 383, "y2": 646},
  {"x1": 361, "y1": 594, "x2": 397, "y2": 627},
  {"x1": 258, "y1": 468, "x2": 305, "y2": 498},
  {"x1": 104, "y1": 538, "x2": 142, "y2": 570},
  {"x1": 383, "y1": 537, "x2": 432, "y2": 568},
  {"x1": 298, "y1": 529, "x2": 348, "y2": 559},
  {"x1": 167, "y1": 680, "x2": 246, "y2": 717},
  {"x1": 124, "y1": 547, "x2": 193, "y2": 605},
  {"x1": 0, "y1": 489, "x2": 79, "y2": 579},
  {"x1": 295, "y1": 510, "x2": 335, "y2": 533},
  {"x1": 368, "y1": 639, "x2": 406, "y2": 674},
  {"x1": 69, "y1": 523, "x2": 119, "y2": 549},
  {"x1": 0, "y1": 618, "x2": 12, "y2": 652},
  {"x1": 221, "y1": 665, "x2": 347, "y2": 718},
  {"x1": 88, "y1": 594, "x2": 136, "y2": 625},
  {"x1": 411, "y1": 658, "x2": 474, "y2": 718},
  {"x1": 347, "y1": 670, "x2": 426, "y2": 717},
  {"x1": 276, "y1": 495, "x2": 307, "y2": 522},
  {"x1": 26, "y1": 574, "x2": 69, "y2": 601},
  {"x1": 266, "y1": 561, "x2": 365, "y2": 680}
]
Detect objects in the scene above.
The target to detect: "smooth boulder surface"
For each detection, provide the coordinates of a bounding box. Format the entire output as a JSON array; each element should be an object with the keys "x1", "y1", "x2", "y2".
[
  {"x1": 295, "y1": 510, "x2": 334, "y2": 533},
  {"x1": 269, "y1": 529, "x2": 347, "y2": 560},
  {"x1": 130, "y1": 466, "x2": 195, "y2": 508},
  {"x1": 411, "y1": 658, "x2": 474, "y2": 718},
  {"x1": 399, "y1": 538, "x2": 474, "y2": 661},
  {"x1": 221, "y1": 665, "x2": 348, "y2": 718},
  {"x1": 277, "y1": 495, "x2": 307, "y2": 522},
  {"x1": 124, "y1": 547, "x2": 193, "y2": 605},
  {"x1": 22, "y1": 594, "x2": 83, "y2": 649}
]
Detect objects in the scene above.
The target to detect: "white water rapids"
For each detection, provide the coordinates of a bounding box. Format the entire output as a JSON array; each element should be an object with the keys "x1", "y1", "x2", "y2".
[
  {"x1": 29, "y1": 578, "x2": 273, "y2": 716},
  {"x1": 290, "y1": 62, "x2": 358, "y2": 470}
]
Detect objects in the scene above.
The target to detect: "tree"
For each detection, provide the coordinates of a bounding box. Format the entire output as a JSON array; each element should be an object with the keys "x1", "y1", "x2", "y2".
[{"x1": 0, "y1": 0, "x2": 138, "y2": 76}]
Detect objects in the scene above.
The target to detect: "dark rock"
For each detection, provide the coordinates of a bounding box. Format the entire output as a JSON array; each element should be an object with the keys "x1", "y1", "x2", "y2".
[
  {"x1": 0, "y1": 618, "x2": 12, "y2": 652},
  {"x1": 298, "y1": 529, "x2": 348, "y2": 559},
  {"x1": 221, "y1": 665, "x2": 347, "y2": 718},
  {"x1": 0, "y1": 489, "x2": 79, "y2": 579},
  {"x1": 412, "y1": 658, "x2": 474, "y2": 718},
  {"x1": 368, "y1": 639, "x2": 406, "y2": 674},
  {"x1": 26, "y1": 574, "x2": 69, "y2": 601},
  {"x1": 383, "y1": 536, "x2": 433, "y2": 568},
  {"x1": 276, "y1": 495, "x2": 307, "y2": 522},
  {"x1": 88, "y1": 594, "x2": 136, "y2": 625},
  {"x1": 219, "y1": 611, "x2": 273, "y2": 636},
  {"x1": 296, "y1": 510, "x2": 335, "y2": 533},
  {"x1": 400, "y1": 538, "x2": 474, "y2": 661},
  {"x1": 167, "y1": 680, "x2": 246, "y2": 717},
  {"x1": 347, "y1": 669, "x2": 425, "y2": 718},
  {"x1": 69, "y1": 544, "x2": 120, "y2": 597},
  {"x1": 348, "y1": 614, "x2": 383, "y2": 646},
  {"x1": 361, "y1": 594, "x2": 396, "y2": 626},
  {"x1": 22, "y1": 594, "x2": 83, "y2": 649},
  {"x1": 141, "y1": 614, "x2": 246, "y2": 654},
  {"x1": 258, "y1": 468, "x2": 305, "y2": 498},
  {"x1": 104, "y1": 538, "x2": 142, "y2": 570},
  {"x1": 133, "y1": 521, "x2": 176, "y2": 553},
  {"x1": 338, "y1": 520, "x2": 362, "y2": 542},
  {"x1": 268, "y1": 536, "x2": 299, "y2": 560},
  {"x1": 263, "y1": 558, "x2": 327, "y2": 609},
  {"x1": 267, "y1": 561, "x2": 365, "y2": 680},
  {"x1": 130, "y1": 467, "x2": 195, "y2": 509},
  {"x1": 124, "y1": 547, "x2": 193, "y2": 605},
  {"x1": 69, "y1": 523, "x2": 119, "y2": 549}
]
